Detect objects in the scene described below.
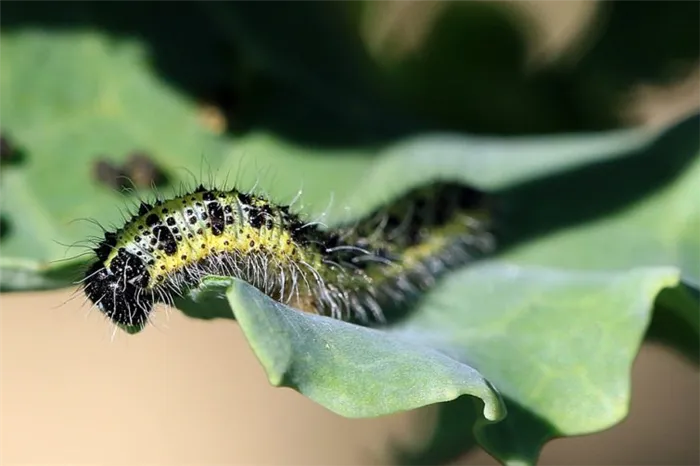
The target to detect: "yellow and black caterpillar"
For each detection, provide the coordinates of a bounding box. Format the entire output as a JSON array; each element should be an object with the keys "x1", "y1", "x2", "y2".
[{"x1": 82, "y1": 182, "x2": 495, "y2": 332}]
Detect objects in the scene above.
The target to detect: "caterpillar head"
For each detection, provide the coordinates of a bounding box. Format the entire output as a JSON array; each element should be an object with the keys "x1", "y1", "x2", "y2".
[{"x1": 83, "y1": 249, "x2": 154, "y2": 333}]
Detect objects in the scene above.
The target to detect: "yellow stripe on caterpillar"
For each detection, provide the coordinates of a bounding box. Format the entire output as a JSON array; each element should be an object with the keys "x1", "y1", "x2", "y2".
[{"x1": 82, "y1": 182, "x2": 495, "y2": 332}]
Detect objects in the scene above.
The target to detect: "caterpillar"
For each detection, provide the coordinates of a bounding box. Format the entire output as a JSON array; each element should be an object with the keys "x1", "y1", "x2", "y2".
[{"x1": 81, "y1": 181, "x2": 495, "y2": 333}]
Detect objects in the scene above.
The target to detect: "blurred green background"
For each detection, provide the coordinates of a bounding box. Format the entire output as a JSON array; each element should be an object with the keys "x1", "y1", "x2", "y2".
[{"x1": 1, "y1": 1, "x2": 698, "y2": 465}]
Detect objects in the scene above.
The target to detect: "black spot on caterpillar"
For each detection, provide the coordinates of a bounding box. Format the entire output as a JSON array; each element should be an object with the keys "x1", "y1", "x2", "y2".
[{"x1": 80, "y1": 182, "x2": 495, "y2": 332}]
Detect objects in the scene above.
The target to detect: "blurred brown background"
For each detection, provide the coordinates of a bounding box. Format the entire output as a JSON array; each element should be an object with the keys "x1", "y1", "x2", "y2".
[
  {"x1": 1, "y1": 287, "x2": 699, "y2": 465},
  {"x1": 2, "y1": 2, "x2": 699, "y2": 465}
]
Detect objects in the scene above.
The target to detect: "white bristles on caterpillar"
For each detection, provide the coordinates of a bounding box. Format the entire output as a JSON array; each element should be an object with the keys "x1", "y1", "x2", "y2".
[{"x1": 74, "y1": 177, "x2": 495, "y2": 333}]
